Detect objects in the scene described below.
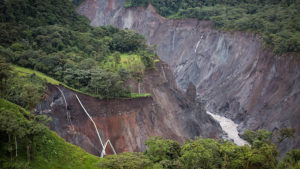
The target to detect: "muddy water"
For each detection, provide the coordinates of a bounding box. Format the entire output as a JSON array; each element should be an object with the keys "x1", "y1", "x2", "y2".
[{"x1": 207, "y1": 111, "x2": 248, "y2": 146}]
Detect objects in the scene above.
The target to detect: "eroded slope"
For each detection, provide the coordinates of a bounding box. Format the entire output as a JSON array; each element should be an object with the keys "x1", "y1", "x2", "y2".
[
  {"x1": 78, "y1": 0, "x2": 300, "y2": 155},
  {"x1": 37, "y1": 62, "x2": 221, "y2": 156}
]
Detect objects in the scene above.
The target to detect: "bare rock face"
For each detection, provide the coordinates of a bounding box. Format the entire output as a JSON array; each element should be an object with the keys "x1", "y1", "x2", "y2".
[
  {"x1": 77, "y1": 0, "x2": 300, "y2": 155},
  {"x1": 37, "y1": 62, "x2": 221, "y2": 156},
  {"x1": 186, "y1": 82, "x2": 196, "y2": 102}
]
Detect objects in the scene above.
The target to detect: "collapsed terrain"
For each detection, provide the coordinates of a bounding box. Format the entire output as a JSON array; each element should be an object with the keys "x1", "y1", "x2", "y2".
[
  {"x1": 37, "y1": 62, "x2": 221, "y2": 156},
  {"x1": 1, "y1": 0, "x2": 299, "y2": 168},
  {"x1": 77, "y1": 0, "x2": 300, "y2": 155}
]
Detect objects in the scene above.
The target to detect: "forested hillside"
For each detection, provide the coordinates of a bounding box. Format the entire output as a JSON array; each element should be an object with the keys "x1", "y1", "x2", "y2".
[
  {"x1": 125, "y1": 0, "x2": 300, "y2": 54},
  {"x1": 0, "y1": 0, "x2": 155, "y2": 99}
]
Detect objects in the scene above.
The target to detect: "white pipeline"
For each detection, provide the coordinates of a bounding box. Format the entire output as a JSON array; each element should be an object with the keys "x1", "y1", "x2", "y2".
[
  {"x1": 101, "y1": 140, "x2": 117, "y2": 158},
  {"x1": 75, "y1": 94, "x2": 117, "y2": 157}
]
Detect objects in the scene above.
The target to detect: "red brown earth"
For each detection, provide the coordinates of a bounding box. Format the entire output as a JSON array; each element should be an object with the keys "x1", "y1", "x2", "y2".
[
  {"x1": 37, "y1": 62, "x2": 222, "y2": 156},
  {"x1": 77, "y1": 0, "x2": 300, "y2": 156}
]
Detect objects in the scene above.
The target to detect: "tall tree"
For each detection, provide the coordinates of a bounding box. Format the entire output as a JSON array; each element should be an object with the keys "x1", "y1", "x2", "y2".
[{"x1": 0, "y1": 56, "x2": 11, "y2": 95}]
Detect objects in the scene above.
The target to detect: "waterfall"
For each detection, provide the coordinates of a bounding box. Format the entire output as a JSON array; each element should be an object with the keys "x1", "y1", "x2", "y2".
[
  {"x1": 172, "y1": 30, "x2": 176, "y2": 50},
  {"x1": 161, "y1": 66, "x2": 167, "y2": 81},
  {"x1": 123, "y1": 10, "x2": 133, "y2": 29},
  {"x1": 56, "y1": 86, "x2": 74, "y2": 130},
  {"x1": 194, "y1": 35, "x2": 204, "y2": 53},
  {"x1": 206, "y1": 111, "x2": 249, "y2": 146},
  {"x1": 75, "y1": 94, "x2": 117, "y2": 157}
]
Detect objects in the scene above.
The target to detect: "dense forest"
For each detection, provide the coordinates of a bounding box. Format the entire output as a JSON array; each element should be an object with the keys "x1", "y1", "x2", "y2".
[
  {"x1": 98, "y1": 133, "x2": 300, "y2": 169},
  {"x1": 0, "y1": 0, "x2": 156, "y2": 99},
  {"x1": 125, "y1": 0, "x2": 300, "y2": 54}
]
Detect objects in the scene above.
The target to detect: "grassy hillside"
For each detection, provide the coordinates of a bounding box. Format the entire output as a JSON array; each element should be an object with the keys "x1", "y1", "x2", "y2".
[
  {"x1": 11, "y1": 65, "x2": 101, "y2": 98},
  {"x1": 0, "y1": 99, "x2": 101, "y2": 169},
  {"x1": 12, "y1": 65, "x2": 151, "y2": 99},
  {"x1": 125, "y1": 0, "x2": 300, "y2": 55},
  {"x1": 30, "y1": 131, "x2": 100, "y2": 169},
  {"x1": 13, "y1": 65, "x2": 60, "y2": 85}
]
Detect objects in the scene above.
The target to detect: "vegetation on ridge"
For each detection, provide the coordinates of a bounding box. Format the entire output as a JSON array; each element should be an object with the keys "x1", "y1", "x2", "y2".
[
  {"x1": 0, "y1": 0, "x2": 155, "y2": 99},
  {"x1": 125, "y1": 0, "x2": 300, "y2": 55}
]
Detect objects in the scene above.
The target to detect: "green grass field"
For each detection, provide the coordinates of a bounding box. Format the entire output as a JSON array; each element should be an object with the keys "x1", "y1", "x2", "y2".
[
  {"x1": 130, "y1": 93, "x2": 151, "y2": 98},
  {"x1": 120, "y1": 54, "x2": 143, "y2": 70},
  {"x1": 102, "y1": 53, "x2": 144, "y2": 71},
  {"x1": 12, "y1": 65, "x2": 100, "y2": 98},
  {"x1": 13, "y1": 65, "x2": 61, "y2": 85},
  {"x1": 154, "y1": 59, "x2": 160, "y2": 63}
]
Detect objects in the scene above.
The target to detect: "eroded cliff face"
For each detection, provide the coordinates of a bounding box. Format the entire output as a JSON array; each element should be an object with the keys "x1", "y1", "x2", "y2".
[
  {"x1": 37, "y1": 62, "x2": 221, "y2": 156},
  {"x1": 77, "y1": 0, "x2": 300, "y2": 154}
]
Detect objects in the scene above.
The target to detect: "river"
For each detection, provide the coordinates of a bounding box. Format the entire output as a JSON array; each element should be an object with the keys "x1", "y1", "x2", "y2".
[{"x1": 206, "y1": 111, "x2": 249, "y2": 146}]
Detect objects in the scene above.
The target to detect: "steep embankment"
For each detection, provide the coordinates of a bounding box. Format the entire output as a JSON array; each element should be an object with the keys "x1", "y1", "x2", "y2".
[
  {"x1": 77, "y1": 0, "x2": 300, "y2": 155},
  {"x1": 37, "y1": 62, "x2": 221, "y2": 156},
  {"x1": 0, "y1": 99, "x2": 101, "y2": 169}
]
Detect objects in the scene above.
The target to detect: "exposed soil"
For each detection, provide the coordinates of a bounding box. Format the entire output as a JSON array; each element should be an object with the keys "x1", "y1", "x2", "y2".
[
  {"x1": 37, "y1": 61, "x2": 222, "y2": 156},
  {"x1": 77, "y1": 0, "x2": 300, "y2": 156}
]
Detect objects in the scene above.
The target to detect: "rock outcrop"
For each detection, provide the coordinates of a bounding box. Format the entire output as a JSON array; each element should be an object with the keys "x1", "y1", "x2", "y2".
[
  {"x1": 37, "y1": 62, "x2": 221, "y2": 156},
  {"x1": 78, "y1": 0, "x2": 300, "y2": 155}
]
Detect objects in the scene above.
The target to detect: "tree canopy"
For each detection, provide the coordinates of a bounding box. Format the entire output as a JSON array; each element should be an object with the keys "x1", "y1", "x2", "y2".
[
  {"x1": 0, "y1": 0, "x2": 155, "y2": 99},
  {"x1": 100, "y1": 133, "x2": 299, "y2": 169}
]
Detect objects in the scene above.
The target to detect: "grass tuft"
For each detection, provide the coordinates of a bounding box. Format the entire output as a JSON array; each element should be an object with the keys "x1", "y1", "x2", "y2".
[{"x1": 130, "y1": 93, "x2": 151, "y2": 98}]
